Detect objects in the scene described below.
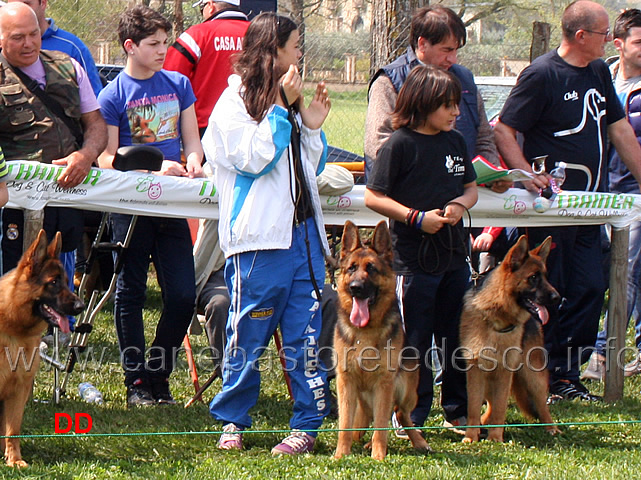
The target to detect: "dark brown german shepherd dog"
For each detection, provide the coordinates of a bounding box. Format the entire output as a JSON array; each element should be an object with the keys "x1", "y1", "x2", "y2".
[
  {"x1": 334, "y1": 221, "x2": 431, "y2": 460},
  {"x1": 0, "y1": 230, "x2": 84, "y2": 467},
  {"x1": 460, "y1": 235, "x2": 562, "y2": 443}
]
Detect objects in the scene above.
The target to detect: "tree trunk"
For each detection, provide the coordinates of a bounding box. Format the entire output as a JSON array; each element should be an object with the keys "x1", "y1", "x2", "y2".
[
  {"x1": 173, "y1": 0, "x2": 184, "y2": 36},
  {"x1": 285, "y1": 0, "x2": 307, "y2": 79},
  {"x1": 369, "y1": 0, "x2": 425, "y2": 77},
  {"x1": 530, "y1": 21, "x2": 550, "y2": 62}
]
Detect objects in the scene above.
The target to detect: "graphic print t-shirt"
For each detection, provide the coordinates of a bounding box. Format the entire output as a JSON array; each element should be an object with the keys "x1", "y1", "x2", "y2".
[
  {"x1": 98, "y1": 69, "x2": 196, "y2": 161},
  {"x1": 367, "y1": 127, "x2": 475, "y2": 274},
  {"x1": 499, "y1": 49, "x2": 624, "y2": 192}
]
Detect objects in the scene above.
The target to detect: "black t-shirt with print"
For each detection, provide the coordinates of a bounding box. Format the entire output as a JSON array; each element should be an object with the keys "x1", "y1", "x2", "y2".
[
  {"x1": 499, "y1": 49, "x2": 624, "y2": 192},
  {"x1": 367, "y1": 127, "x2": 476, "y2": 274}
]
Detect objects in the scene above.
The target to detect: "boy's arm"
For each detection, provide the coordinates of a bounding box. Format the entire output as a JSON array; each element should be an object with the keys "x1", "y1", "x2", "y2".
[
  {"x1": 97, "y1": 125, "x2": 121, "y2": 169},
  {"x1": 180, "y1": 104, "x2": 204, "y2": 178},
  {"x1": 442, "y1": 182, "x2": 478, "y2": 226},
  {"x1": 364, "y1": 187, "x2": 448, "y2": 235}
]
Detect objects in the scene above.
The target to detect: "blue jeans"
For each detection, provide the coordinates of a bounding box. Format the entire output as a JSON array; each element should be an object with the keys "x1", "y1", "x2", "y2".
[
  {"x1": 111, "y1": 214, "x2": 196, "y2": 385},
  {"x1": 397, "y1": 266, "x2": 470, "y2": 426},
  {"x1": 523, "y1": 225, "x2": 605, "y2": 382},
  {"x1": 595, "y1": 221, "x2": 641, "y2": 356}
]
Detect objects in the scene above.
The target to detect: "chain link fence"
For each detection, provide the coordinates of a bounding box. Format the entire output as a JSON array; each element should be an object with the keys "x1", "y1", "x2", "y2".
[{"x1": 45, "y1": 0, "x2": 535, "y2": 156}]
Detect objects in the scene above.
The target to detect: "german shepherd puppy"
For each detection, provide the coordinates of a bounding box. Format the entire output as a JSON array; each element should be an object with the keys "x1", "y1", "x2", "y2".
[
  {"x1": 0, "y1": 230, "x2": 84, "y2": 467},
  {"x1": 334, "y1": 221, "x2": 431, "y2": 460},
  {"x1": 460, "y1": 235, "x2": 562, "y2": 443}
]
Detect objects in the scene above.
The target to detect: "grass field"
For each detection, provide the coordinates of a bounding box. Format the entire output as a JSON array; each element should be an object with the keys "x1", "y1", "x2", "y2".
[
  {"x1": 314, "y1": 85, "x2": 368, "y2": 156},
  {"x1": 5, "y1": 274, "x2": 641, "y2": 479}
]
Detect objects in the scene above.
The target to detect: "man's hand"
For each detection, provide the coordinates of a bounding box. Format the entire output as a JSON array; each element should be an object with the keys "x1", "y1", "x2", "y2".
[
  {"x1": 52, "y1": 150, "x2": 93, "y2": 189},
  {"x1": 488, "y1": 178, "x2": 513, "y2": 193},
  {"x1": 53, "y1": 109, "x2": 107, "y2": 188}
]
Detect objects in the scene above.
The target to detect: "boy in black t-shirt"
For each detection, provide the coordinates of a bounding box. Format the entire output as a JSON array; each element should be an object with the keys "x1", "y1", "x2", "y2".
[{"x1": 365, "y1": 65, "x2": 478, "y2": 431}]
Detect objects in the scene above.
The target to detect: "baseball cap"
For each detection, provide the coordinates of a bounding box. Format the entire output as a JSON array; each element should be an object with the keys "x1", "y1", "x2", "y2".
[{"x1": 192, "y1": 0, "x2": 241, "y2": 7}]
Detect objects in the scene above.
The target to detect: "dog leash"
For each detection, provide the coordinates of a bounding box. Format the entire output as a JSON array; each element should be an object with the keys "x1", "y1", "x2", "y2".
[{"x1": 417, "y1": 200, "x2": 480, "y2": 284}]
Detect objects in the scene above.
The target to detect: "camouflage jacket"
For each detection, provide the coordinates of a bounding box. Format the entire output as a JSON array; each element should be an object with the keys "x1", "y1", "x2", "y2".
[{"x1": 0, "y1": 50, "x2": 82, "y2": 163}]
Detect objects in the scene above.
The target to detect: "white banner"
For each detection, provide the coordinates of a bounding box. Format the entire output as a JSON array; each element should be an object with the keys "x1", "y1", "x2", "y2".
[{"x1": 4, "y1": 161, "x2": 641, "y2": 228}]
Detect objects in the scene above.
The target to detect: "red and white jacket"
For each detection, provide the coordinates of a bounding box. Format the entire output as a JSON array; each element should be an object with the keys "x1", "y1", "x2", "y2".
[{"x1": 164, "y1": 8, "x2": 249, "y2": 130}]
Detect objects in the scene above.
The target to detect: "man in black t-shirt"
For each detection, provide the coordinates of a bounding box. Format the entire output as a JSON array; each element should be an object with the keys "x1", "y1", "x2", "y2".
[{"x1": 495, "y1": 0, "x2": 641, "y2": 401}]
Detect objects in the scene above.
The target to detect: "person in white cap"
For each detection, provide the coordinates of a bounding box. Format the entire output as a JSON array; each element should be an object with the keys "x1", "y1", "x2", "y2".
[{"x1": 165, "y1": 0, "x2": 248, "y2": 137}]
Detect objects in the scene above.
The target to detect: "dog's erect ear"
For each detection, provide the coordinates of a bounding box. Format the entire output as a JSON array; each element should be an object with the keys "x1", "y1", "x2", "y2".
[
  {"x1": 531, "y1": 236, "x2": 552, "y2": 263},
  {"x1": 19, "y1": 229, "x2": 49, "y2": 277},
  {"x1": 341, "y1": 220, "x2": 362, "y2": 261},
  {"x1": 371, "y1": 221, "x2": 393, "y2": 264},
  {"x1": 506, "y1": 235, "x2": 529, "y2": 271},
  {"x1": 47, "y1": 231, "x2": 63, "y2": 259}
]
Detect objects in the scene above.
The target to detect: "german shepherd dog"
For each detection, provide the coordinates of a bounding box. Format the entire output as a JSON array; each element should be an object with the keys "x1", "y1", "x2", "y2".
[
  {"x1": 460, "y1": 235, "x2": 562, "y2": 443},
  {"x1": 334, "y1": 221, "x2": 431, "y2": 460},
  {"x1": 0, "y1": 230, "x2": 84, "y2": 467}
]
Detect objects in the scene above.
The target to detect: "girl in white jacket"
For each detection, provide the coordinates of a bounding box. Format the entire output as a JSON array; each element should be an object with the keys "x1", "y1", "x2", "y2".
[{"x1": 202, "y1": 12, "x2": 331, "y2": 455}]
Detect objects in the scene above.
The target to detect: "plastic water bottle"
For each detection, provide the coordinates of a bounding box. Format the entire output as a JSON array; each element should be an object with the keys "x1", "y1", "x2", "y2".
[{"x1": 78, "y1": 382, "x2": 104, "y2": 405}]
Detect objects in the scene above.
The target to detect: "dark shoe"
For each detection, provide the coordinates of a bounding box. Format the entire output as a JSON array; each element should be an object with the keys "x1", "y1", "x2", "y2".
[
  {"x1": 151, "y1": 377, "x2": 176, "y2": 405},
  {"x1": 126, "y1": 378, "x2": 155, "y2": 408},
  {"x1": 549, "y1": 379, "x2": 602, "y2": 402}
]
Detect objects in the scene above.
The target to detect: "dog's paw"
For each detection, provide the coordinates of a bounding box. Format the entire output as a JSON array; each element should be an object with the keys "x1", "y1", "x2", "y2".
[
  {"x1": 546, "y1": 426, "x2": 562, "y2": 436},
  {"x1": 415, "y1": 442, "x2": 433, "y2": 454},
  {"x1": 6, "y1": 459, "x2": 28, "y2": 468}
]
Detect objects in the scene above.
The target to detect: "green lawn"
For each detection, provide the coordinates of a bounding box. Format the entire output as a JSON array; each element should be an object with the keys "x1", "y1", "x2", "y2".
[
  {"x1": 6, "y1": 275, "x2": 641, "y2": 479},
  {"x1": 315, "y1": 86, "x2": 368, "y2": 156}
]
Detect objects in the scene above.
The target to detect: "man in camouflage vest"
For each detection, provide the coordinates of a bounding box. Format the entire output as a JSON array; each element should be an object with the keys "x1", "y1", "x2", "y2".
[{"x1": 0, "y1": 2, "x2": 106, "y2": 273}]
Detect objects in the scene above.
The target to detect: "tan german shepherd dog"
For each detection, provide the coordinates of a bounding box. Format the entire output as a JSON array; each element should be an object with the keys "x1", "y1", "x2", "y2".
[
  {"x1": 460, "y1": 235, "x2": 562, "y2": 442},
  {"x1": 0, "y1": 230, "x2": 84, "y2": 467},
  {"x1": 334, "y1": 221, "x2": 431, "y2": 460}
]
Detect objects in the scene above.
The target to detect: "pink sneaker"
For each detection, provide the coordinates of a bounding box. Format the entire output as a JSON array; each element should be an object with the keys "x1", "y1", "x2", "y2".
[
  {"x1": 271, "y1": 430, "x2": 315, "y2": 455},
  {"x1": 218, "y1": 423, "x2": 243, "y2": 450}
]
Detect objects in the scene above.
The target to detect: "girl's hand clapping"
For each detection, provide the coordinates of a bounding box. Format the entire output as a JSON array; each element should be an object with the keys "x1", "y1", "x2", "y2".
[{"x1": 299, "y1": 81, "x2": 331, "y2": 130}]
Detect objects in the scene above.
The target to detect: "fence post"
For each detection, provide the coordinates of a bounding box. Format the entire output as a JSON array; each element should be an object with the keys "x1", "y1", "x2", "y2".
[
  {"x1": 530, "y1": 21, "x2": 550, "y2": 62},
  {"x1": 23, "y1": 209, "x2": 44, "y2": 252},
  {"x1": 604, "y1": 225, "x2": 628, "y2": 402}
]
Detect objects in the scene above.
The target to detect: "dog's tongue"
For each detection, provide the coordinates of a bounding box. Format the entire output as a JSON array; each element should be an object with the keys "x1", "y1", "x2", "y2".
[
  {"x1": 536, "y1": 303, "x2": 549, "y2": 325},
  {"x1": 350, "y1": 297, "x2": 370, "y2": 327},
  {"x1": 46, "y1": 306, "x2": 71, "y2": 334}
]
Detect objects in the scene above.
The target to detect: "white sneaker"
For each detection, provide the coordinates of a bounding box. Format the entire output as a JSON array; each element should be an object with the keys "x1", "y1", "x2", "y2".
[
  {"x1": 391, "y1": 412, "x2": 409, "y2": 439},
  {"x1": 581, "y1": 352, "x2": 606, "y2": 382},
  {"x1": 624, "y1": 352, "x2": 641, "y2": 377}
]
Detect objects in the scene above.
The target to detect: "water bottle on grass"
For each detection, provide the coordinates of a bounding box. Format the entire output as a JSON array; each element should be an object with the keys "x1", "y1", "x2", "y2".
[{"x1": 78, "y1": 382, "x2": 104, "y2": 404}]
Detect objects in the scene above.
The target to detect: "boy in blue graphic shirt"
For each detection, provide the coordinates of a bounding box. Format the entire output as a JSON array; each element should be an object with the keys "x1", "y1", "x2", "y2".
[{"x1": 97, "y1": 5, "x2": 203, "y2": 407}]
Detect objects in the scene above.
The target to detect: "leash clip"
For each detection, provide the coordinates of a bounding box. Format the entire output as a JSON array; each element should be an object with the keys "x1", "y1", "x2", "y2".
[{"x1": 531, "y1": 155, "x2": 548, "y2": 175}]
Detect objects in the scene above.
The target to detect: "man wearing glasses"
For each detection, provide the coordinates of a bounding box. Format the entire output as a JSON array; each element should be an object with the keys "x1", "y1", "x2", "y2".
[{"x1": 495, "y1": 1, "x2": 641, "y2": 401}]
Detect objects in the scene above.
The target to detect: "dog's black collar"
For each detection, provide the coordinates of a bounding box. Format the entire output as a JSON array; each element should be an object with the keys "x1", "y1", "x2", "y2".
[{"x1": 495, "y1": 324, "x2": 517, "y2": 334}]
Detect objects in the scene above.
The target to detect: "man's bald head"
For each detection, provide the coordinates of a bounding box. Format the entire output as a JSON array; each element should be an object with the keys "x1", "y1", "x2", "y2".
[
  {"x1": 562, "y1": 0, "x2": 609, "y2": 40},
  {"x1": 0, "y1": 2, "x2": 42, "y2": 67}
]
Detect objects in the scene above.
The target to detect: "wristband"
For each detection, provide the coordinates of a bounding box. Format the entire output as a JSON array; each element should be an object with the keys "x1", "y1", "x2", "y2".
[{"x1": 405, "y1": 208, "x2": 415, "y2": 226}]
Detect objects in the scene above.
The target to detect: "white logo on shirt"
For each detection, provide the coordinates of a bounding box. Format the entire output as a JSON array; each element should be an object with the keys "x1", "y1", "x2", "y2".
[
  {"x1": 445, "y1": 154, "x2": 465, "y2": 175},
  {"x1": 564, "y1": 90, "x2": 579, "y2": 101}
]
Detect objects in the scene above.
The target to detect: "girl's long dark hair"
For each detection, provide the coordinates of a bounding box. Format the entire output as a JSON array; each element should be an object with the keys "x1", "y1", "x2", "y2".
[
  {"x1": 392, "y1": 65, "x2": 461, "y2": 131},
  {"x1": 234, "y1": 12, "x2": 298, "y2": 122}
]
